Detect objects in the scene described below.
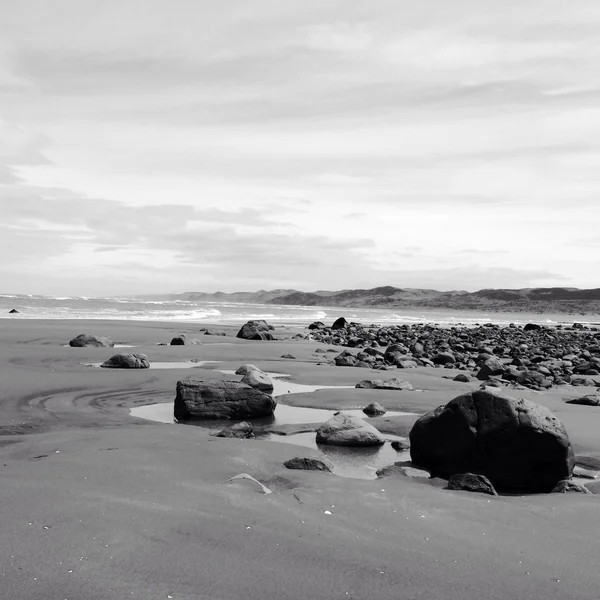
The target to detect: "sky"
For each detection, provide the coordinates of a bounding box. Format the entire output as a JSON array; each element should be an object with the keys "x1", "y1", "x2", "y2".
[{"x1": 1, "y1": 0, "x2": 599, "y2": 296}]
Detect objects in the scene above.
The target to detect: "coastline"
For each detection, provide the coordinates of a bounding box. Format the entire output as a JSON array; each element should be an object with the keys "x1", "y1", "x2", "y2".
[{"x1": 1, "y1": 318, "x2": 600, "y2": 599}]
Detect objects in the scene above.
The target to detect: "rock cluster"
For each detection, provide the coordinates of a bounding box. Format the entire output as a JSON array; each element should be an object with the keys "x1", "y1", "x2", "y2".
[
  {"x1": 308, "y1": 320, "x2": 600, "y2": 390},
  {"x1": 236, "y1": 320, "x2": 275, "y2": 341}
]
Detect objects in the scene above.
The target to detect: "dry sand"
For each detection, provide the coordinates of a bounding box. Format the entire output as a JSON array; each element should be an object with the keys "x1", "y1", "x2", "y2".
[{"x1": 0, "y1": 318, "x2": 599, "y2": 599}]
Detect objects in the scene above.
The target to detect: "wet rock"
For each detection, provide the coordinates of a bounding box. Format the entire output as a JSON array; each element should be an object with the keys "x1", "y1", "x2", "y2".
[
  {"x1": 409, "y1": 390, "x2": 574, "y2": 493},
  {"x1": 283, "y1": 457, "x2": 331, "y2": 472},
  {"x1": 170, "y1": 334, "x2": 200, "y2": 345},
  {"x1": 8, "y1": 309, "x2": 19, "y2": 314},
  {"x1": 202, "y1": 329, "x2": 227, "y2": 336},
  {"x1": 69, "y1": 333, "x2": 114, "y2": 348},
  {"x1": 174, "y1": 380, "x2": 276, "y2": 420},
  {"x1": 447, "y1": 473, "x2": 498, "y2": 495},
  {"x1": 432, "y1": 352, "x2": 456, "y2": 365},
  {"x1": 566, "y1": 395, "x2": 600, "y2": 406},
  {"x1": 334, "y1": 350, "x2": 357, "y2": 367},
  {"x1": 316, "y1": 412, "x2": 385, "y2": 447},
  {"x1": 214, "y1": 421, "x2": 255, "y2": 438},
  {"x1": 308, "y1": 321, "x2": 325, "y2": 330},
  {"x1": 101, "y1": 352, "x2": 150, "y2": 369},
  {"x1": 355, "y1": 378, "x2": 413, "y2": 391},
  {"x1": 524, "y1": 323, "x2": 542, "y2": 331},
  {"x1": 552, "y1": 479, "x2": 591, "y2": 494},
  {"x1": 281, "y1": 354, "x2": 296, "y2": 359},
  {"x1": 362, "y1": 402, "x2": 387, "y2": 416},
  {"x1": 476, "y1": 357, "x2": 505, "y2": 380}
]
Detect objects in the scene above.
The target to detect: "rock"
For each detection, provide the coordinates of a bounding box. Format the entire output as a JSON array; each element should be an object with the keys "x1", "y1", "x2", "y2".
[
  {"x1": 283, "y1": 457, "x2": 331, "y2": 472},
  {"x1": 174, "y1": 379, "x2": 276, "y2": 420},
  {"x1": 236, "y1": 321, "x2": 274, "y2": 340},
  {"x1": 376, "y1": 464, "x2": 430, "y2": 479},
  {"x1": 202, "y1": 329, "x2": 226, "y2": 336},
  {"x1": 552, "y1": 479, "x2": 591, "y2": 494},
  {"x1": 100, "y1": 352, "x2": 150, "y2": 369},
  {"x1": 69, "y1": 333, "x2": 114, "y2": 348},
  {"x1": 447, "y1": 473, "x2": 498, "y2": 495},
  {"x1": 355, "y1": 378, "x2": 414, "y2": 391},
  {"x1": 331, "y1": 317, "x2": 348, "y2": 330},
  {"x1": 235, "y1": 364, "x2": 259, "y2": 375},
  {"x1": 432, "y1": 352, "x2": 455, "y2": 365},
  {"x1": 476, "y1": 357, "x2": 505, "y2": 380},
  {"x1": 362, "y1": 402, "x2": 387, "y2": 416},
  {"x1": 334, "y1": 350, "x2": 356, "y2": 367},
  {"x1": 409, "y1": 390, "x2": 574, "y2": 493},
  {"x1": 316, "y1": 412, "x2": 386, "y2": 447},
  {"x1": 214, "y1": 422, "x2": 255, "y2": 438},
  {"x1": 391, "y1": 440, "x2": 410, "y2": 451},
  {"x1": 566, "y1": 395, "x2": 600, "y2": 406},
  {"x1": 240, "y1": 367, "x2": 274, "y2": 392},
  {"x1": 524, "y1": 323, "x2": 542, "y2": 331},
  {"x1": 8, "y1": 309, "x2": 19, "y2": 314},
  {"x1": 281, "y1": 354, "x2": 296, "y2": 359},
  {"x1": 453, "y1": 373, "x2": 471, "y2": 382},
  {"x1": 308, "y1": 321, "x2": 325, "y2": 330},
  {"x1": 170, "y1": 334, "x2": 200, "y2": 345}
]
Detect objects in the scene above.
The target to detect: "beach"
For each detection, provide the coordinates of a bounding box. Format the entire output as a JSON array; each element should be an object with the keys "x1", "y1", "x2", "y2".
[{"x1": 1, "y1": 318, "x2": 600, "y2": 599}]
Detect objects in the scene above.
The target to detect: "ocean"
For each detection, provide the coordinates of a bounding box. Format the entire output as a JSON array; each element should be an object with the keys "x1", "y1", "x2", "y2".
[{"x1": 1, "y1": 294, "x2": 598, "y2": 327}]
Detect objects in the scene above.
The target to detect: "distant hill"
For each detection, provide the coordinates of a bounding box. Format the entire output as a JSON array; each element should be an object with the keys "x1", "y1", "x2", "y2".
[{"x1": 150, "y1": 286, "x2": 600, "y2": 315}]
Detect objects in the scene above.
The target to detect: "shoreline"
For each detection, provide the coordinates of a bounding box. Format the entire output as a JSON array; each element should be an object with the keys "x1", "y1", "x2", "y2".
[{"x1": 1, "y1": 318, "x2": 600, "y2": 599}]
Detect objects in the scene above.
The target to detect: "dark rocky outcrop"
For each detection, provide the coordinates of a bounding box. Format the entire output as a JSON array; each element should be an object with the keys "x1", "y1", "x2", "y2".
[
  {"x1": 101, "y1": 353, "x2": 150, "y2": 369},
  {"x1": 69, "y1": 333, "x2": 114, "y2": 348},
  {"x1": 214, "y1": 421, "x2": 255, "y2": 438},
  {"x1": 174, "y1": 379, "x2": 276, "y2": 420},
  {"x1": 308, "y1": 321, "x2": 326, "y2": 330},
  {"x1": 362, "y1": 401, "x2": 387, "y2": 416},
  {"x1": 409, "y1": 390, "x2": 574, "y2": 493},
  {"x1": 447, "y1": 473, "x2": 497, "y2": 495},
  {"x1": 283, "y1": 457, "x2": 331, "y2": 472},
  {"x1": 170, "y1": 334, "x2": 201, "y2": 345},
  {"x1": 236, "y1": 320, "x2": 274, "y2": 340},
  {"x1": 8, "y1": 309, "x2": 19, "y2": 314},
  {"x1": 453, "y1": 373, "x2": 471, "y2": 383},
  {"x1": 316, "y1": 412, "x2": 386, "y2": 447},
  {"x1": 391, "y1": 440, "x2": 410, "y2": 451}
]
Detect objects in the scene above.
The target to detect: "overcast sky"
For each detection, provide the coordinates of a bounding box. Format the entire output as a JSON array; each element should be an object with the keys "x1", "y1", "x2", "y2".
[{"x1": 1, "y1": 0, "x2": 599, "y2": 296}]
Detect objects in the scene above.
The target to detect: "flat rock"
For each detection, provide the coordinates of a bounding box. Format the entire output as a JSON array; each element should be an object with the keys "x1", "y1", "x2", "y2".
[
  {"x1": 214, "y1": 421, "x2": 255, "y2": 438},
  {"x1": 316, "y1": 412, "x2": 385, "y2": 447},
  {"x1": 100, "y1": 352, "x2": 149, "y2": 369},
  {"x1": 447, "y1": 473, "x2": 498, "y2": 495},
  {"x1": 69, "y1": 333, "x2": 114, "y2": 348},
  {"x1": 174, "y1": 379, "x2": 276, "y2": 420},
  {"x1": 566, "y1": 395, "x2": 600, "y2": 406},
  {"x1": 283, "y1": 457, "x2": 331, "y2": 472},
  {"x1": 356, "y1": 378, "x2": 414, "y2": 391}
]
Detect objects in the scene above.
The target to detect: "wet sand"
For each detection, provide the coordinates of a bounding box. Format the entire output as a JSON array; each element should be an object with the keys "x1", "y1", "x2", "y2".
[{"x1": 1, "y1": 319, "x2": 599, "y2": 599}]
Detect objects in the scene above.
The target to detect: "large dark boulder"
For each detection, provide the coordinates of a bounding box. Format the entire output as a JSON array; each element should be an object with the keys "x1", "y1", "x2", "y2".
[
  {"x1": 100, "y1": 353, "x2": 150, "y2": 369},
  {"x1": 8, "y1": 309, "x2": 19, "y2": 314},
  {"x1": 236, "y1": 321, "x2": 274, "y2": 340},
  {"x1": 524, "y1": 323, "x2": 542, "y2": 331},
  {"x1": 362, "y1": 401, "x2": 387, "y2": 416},
  {"x1": 308, "y1": 321, "x2": 325, "y2": 330},
  {"x1": 69, "y1": 333, "x2": 114, "y2": 348},
  {"x1": 174, "y1": 379, "x2": 276, "y2": 420},
  {"x1": 409, "y1": 390, "x2": 574, "y2": 493},
  {"x1": 331, "y1": 317, "x2": 348, "y2": 330}
]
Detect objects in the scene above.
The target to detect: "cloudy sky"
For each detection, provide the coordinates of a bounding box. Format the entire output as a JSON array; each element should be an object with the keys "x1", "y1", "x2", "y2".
[{"x1": 1, "y1": 0, "x2": 599, "y2": 296}]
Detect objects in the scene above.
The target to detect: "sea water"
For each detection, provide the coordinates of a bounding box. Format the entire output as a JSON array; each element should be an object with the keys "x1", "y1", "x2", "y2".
[{"x1": 1, "y1": 293, "x2": 596, "y2": 326}]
